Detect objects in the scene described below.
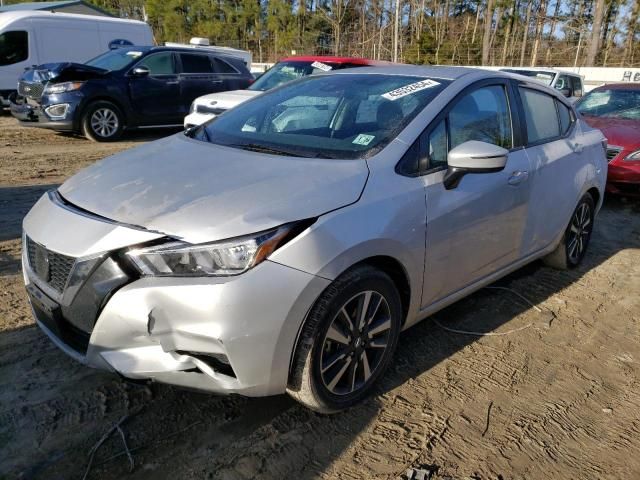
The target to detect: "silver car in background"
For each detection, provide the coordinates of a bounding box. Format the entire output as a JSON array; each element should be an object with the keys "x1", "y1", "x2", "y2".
[{"x1": 22, "y1": 66, "x2": 606, "y2": 413}]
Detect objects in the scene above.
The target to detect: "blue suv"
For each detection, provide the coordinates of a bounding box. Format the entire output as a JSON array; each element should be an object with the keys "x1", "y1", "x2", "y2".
[{"x1": 10, "y1": 46, "x2": 253, "y2": 141}]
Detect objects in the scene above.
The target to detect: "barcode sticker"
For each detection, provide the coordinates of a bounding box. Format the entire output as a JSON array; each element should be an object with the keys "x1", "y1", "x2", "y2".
[
  {"x1": 311, "y1": 61, "x2": 333, "y2": 72},
  {"x1": 382, "y1": 79, "x2": 441, "y2": 100}
]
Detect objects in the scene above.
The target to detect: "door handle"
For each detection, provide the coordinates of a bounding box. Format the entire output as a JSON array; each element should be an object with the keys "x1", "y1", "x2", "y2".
[
  {"x1": 508, "y1": 170, "x2": 529, "y2": 186},
  {"x1": 570, "y1": 142, "x2": 583, "y2": 153}
]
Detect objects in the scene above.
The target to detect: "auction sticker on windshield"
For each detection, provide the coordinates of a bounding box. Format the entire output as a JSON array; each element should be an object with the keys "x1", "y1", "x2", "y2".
[
  {"x1": 382, "y1": 79, "x2": 441, "y2": 100},
  {"x1": 311, "y1": 61, "x2": 333, "y2": 72},
  {"x1": 353, "y1": 134, "x2": 375, "y2": 146}
]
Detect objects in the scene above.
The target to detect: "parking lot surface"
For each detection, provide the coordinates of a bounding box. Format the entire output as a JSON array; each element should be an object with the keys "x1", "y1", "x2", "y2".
[{"x1": 1, "y1": 115, "x2": 640, "y2": 479}]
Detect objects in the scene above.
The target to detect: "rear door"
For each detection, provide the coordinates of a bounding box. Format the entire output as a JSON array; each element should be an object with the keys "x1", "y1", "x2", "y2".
[
  {"x1": 516, "y1": 85, "x2": 581, "y2": 254},
  {"x1": 419, "y1": 79, "x2": 531, "y2": 306},
  {"x1": 178, "y1": 52, "x2": 222, "y2": 116},
  {"x1": 128, "y1": 51, "x2": 182, "y2": 125},
  {"x1": 212, "y1": 56, "x2": 250, "y2": 91}
]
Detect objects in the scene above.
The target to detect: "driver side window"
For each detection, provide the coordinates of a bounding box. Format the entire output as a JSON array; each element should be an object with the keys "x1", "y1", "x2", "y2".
[
  {"x1": 449, "y1": 86, "x2": 513, "y2": 150},
  {"x1": 137, "y1": 52, "x2": 175, "y2": 75},
  {"x1": 423, "y1": 84, "x2": 513, "y2": 171}
]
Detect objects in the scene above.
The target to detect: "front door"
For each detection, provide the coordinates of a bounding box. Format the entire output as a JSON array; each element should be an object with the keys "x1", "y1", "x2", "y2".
[
  {"x1": 128, "y1": 52, "x2": 182, "y2": 125},
  {"x1": 420, "y1": 81, "x2": 531, "y2": 307}
]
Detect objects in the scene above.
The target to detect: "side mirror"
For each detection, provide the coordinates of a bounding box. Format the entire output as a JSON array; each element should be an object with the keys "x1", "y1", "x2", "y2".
[
  {"x1": 443, "y1": 140, "x2": 508, "y2": 190},
  {"x1": 131, "y1": 66, "x2": 150, "y2": 77}
]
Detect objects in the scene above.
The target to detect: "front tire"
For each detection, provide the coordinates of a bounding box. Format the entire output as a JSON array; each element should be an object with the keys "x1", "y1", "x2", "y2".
[
  {"x1": 543, "y1": 193, "x2": 595, "y2": 270},
  {"x1": 81, "y1": 101, "x2": 124, "y2": 142},
  {"x1": 287, "y1": 265, "x2": 402, "y2": 413}
]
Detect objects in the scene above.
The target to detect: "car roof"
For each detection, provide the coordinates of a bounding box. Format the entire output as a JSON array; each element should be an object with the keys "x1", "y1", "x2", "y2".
[
  {"x1": 0, "y1": 9, "x2": 147, "y2": 26},
  {"x1": 143, "y1": 45, "x2": 241, "y2": 60},
  {"x1": 591, "y1": 82, "x2": 640, "y2": 91},
  {"x1": 331, "y1": 64, "x2": 486, "y2": 80},
  {"x1": 501, "y1": 67, "x2": 560, "y2": 73},
  {"x1": 277, "y1": 55, "x2": 390, "y2": 66}
]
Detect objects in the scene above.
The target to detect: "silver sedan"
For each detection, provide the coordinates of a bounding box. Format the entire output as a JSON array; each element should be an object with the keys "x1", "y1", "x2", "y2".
[{"x1": 22, "y1": 66, "x2": 607, "y2": 412}]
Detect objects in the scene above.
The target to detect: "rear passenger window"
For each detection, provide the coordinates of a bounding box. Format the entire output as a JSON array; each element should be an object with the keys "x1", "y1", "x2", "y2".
[
  {"x1": 557, "y1": 101, "x2": 573, "y2": 135},
  {"x1": 212, "y1": 58, "x2": 237, "y2": 74},
  {"x1": 520, "y1": 88, "x2": 560, "y2": 143},
  {"x1": 137, "y1": 52, "x2": 175, "y2": 75},
  {"x1": 180, "y1": 54, "x2": 213, "y2": 73},
  {"x1": 449, "y1": 85, "x2": 512, "y2": 149}
]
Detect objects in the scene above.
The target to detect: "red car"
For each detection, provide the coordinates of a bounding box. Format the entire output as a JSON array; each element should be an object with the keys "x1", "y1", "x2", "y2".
[{"x1": 576, "y1": 83, "x2": 640, "y2": 196}]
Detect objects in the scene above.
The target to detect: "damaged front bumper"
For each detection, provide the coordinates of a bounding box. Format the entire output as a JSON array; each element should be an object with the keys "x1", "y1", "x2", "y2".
[
  {"x1": 23, "y1": 192, "x2": 330, "y2": 397},
  {"x1": 10, "y1": 94, "x2": 75, "y2": 131}
]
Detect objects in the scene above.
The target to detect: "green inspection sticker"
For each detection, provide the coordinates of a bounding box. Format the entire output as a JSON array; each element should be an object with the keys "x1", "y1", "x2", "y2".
[{"x1": 353, "y1": 134, "x2": 375, "y2": 146}]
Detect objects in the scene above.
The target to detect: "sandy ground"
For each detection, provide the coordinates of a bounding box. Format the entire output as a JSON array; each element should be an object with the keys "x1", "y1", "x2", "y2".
[{"x1": 1, "y1": 115, "x2": 640, "y2": 480}]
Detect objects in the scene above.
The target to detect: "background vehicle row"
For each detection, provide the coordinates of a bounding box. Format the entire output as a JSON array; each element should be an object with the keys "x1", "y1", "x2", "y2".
[{"x1": 10, "y1": 45, "x2": 253, "y2": 141}]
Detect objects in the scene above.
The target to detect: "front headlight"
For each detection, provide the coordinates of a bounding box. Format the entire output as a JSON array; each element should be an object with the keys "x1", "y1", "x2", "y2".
[
  {"x1": 126, "y1": 225, "x2": 295, "y2": 277},
  {"x1": 43, "y1": 81, "x2": 85, "y2": 95},
  {"x1": 625, "y1": 150, "x2": 640, "y2": 161}
]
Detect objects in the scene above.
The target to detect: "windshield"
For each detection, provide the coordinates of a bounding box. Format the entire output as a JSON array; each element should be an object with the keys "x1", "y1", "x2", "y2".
[
  {"x1": 250, "y1": 60, "x2": 351, "y2": 92},
  {"x1": 577, "y1": 89, "x2": 640, "y2": 120},
  {"x1": 85, "y1": 48, "x2": 146, "y2": 71},
  {"x1": 501, "y1": 69, "x2": 555, "y2": 85},
  {"x1": 195, "y1": 73, "x2": 451, "y2": 159},
  {"x1": 0, "y1": 31, "x2": 28, "y2": 66}
]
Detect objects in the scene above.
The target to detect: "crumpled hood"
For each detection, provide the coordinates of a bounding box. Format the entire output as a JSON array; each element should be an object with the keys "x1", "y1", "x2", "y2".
[
  {"x1": 58, "y1": 134, "x2": 369, "y2": 244},
  {"x1": 194, "y1": 89, "x2": 262, "y2": 110},
  {"x1": 21, "y1": 62, "x2": 107, "y2": 84}
]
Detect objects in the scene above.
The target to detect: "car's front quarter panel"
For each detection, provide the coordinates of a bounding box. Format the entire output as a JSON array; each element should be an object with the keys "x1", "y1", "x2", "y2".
[{"x1": 269, "y1": 139, "x2": 426, "y2": 328}]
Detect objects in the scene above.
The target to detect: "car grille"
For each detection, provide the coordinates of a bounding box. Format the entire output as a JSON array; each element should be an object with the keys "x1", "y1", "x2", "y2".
[
  {"x1": 196, "y1": 104, "x2": 227, "y2": 115},
  {"x1": 606, "y1": 145, "x2": 623, "y2": 162},
  {"x1": 26, "y1": 236, "x2": 76, "y2": 293},
  {"x1": 18, "y1": 80, "x2": 45, "y2": 100}
]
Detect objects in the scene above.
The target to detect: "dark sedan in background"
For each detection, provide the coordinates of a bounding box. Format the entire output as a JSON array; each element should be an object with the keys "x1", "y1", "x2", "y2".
[
  {"x1": 577, "y1": 83, "x2": 640, "y2": 196},
  {"x1": 10, "y1": 46, "x2": 254, "y2": 141}
]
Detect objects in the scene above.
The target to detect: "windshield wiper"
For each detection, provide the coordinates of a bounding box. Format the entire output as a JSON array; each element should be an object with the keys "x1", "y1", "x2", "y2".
[
  {"x1": 184, "y1": 124, "x2": 211, "y2": 142},
  {"x1": 228, "y1": 143, "x2": 312, "y2": 157}
]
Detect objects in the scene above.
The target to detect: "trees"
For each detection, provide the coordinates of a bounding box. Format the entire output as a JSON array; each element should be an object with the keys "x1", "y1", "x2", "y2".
[
  {"x1": 585, "y1": 0, "x2": 606, "y2": 66},
  {"x1": 56, "y1": 0, "x2": 640, "y2": 66}
]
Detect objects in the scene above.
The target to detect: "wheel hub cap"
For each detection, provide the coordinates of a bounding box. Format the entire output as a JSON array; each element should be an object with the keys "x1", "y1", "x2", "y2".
[
  {"x1": 320, "y1": 290, "x2": 392, "y2": 396},
  {"x1": 567, "y1": 202, "x2": 592, "y2": 263}
]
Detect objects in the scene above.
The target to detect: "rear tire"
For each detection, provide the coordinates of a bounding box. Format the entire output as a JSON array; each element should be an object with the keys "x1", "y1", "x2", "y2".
[
  {"x1": 543, "y1": 193, "x2": 595, "y2": 270},
  {"x1": 287, "y1": 265, "x2": 402, "y2": 413},
  {"x1": 81, "y1": 100, "x2": 124, "y2": 142}
]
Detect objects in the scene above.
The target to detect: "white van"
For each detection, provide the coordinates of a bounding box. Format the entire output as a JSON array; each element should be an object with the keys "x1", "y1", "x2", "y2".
[{"x1": 0, "y1": 10, "x2": 154, "y2": 105}]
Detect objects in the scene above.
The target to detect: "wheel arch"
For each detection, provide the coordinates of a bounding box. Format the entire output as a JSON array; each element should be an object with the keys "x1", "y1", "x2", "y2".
[
  {"x1": 586, "y1": 186, "x2": 601, "y2": 209},
  {"x1": 354, "y1": 256, "x2": 411, "y2": 326},
  {"x1": 79, "y1": 96, "x2": 129, "y2": 129}
]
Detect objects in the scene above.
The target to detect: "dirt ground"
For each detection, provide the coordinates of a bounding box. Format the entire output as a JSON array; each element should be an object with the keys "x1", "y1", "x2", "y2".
[{"x1": 1, "y1": 114, "x2": 640, "y2": 480}]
